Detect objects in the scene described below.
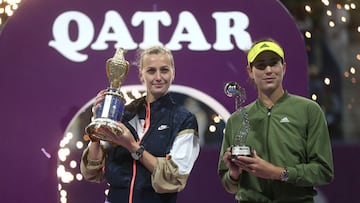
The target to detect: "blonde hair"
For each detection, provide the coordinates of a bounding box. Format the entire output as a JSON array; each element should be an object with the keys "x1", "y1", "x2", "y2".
[{"x1": 136, "y1": 45, "x2": 175, "y2": 70}]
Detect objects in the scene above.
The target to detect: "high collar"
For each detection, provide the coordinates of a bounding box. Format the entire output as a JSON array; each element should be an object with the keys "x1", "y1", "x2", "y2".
[
  {"x1": 256, "y1": 90, "x2": 289, "y2": 109},
  {"x1": 146, "y1": 93, "x2": 175, "y2": 110}
]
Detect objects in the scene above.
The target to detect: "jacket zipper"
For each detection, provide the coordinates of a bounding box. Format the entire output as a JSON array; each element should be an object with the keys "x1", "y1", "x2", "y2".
[
  {"x1": 266, "y1": 107, "x2": 272, "y2": 161},
  {"x1": 129, "y1": 103, "x2": 151, "y2": 203},
  {"x1": 266, "y1": 107, "x2": 274, "y2": 200}
]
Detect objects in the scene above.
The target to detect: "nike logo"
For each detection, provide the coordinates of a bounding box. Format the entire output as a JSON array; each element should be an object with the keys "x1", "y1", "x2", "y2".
[
  {"x1": 280, "y1": 117, "x2": 290, "y2": 123},
  {"x1": 158, "y1": 125, "x2": 169, "y2": 130}
]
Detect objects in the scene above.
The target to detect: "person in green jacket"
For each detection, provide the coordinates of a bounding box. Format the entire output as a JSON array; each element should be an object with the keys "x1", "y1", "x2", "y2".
[{"x1": 218, "y1": 38, "x2": 334, "y2": 203}]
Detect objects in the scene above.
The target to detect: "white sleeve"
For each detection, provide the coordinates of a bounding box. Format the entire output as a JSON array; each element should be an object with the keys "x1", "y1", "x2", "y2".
[
  {"x1": 151, "y1": 129, "x2": 200, "y2": 193},
  {"x1": 169, "y1": 129, "x2": 200, "y2": 175}
]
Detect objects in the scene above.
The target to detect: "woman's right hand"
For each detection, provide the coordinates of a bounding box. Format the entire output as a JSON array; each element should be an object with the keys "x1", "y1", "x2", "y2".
[
  {"x1": 91, "y1": 89, "x2": 107, "y2": 118},
  {"x1": 223, "y1": 147, "x2": 242, "y2": 181},
  {"x1": 83, "y1": 89, "x2": 107, "y2": 143}
]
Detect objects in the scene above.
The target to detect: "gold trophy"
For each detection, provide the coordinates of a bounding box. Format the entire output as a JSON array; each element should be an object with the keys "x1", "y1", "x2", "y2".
[
  {"x1": 224, "y1": 81, "x2": 252, "y2": 157},
  {"x1": 85, "y1": 48, "x2": 129, "y2": 141}
]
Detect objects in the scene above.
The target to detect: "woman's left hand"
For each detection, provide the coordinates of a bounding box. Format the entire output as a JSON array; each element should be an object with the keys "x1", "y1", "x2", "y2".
[
  {"x1": 232, "y1": 150, "x2": 282, "y2": 180},
  {"x1": 96, "y1": 122, "x2": 138, "y2": 151}
]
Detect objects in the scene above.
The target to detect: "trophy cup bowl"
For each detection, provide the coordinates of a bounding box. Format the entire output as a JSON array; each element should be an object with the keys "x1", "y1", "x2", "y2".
[
  {"x1": 85, "y1": 48, "x2": 129, "y2": 141},
  {"x1": 224, "y1": 81, "x2": 252, "y2": 157}
]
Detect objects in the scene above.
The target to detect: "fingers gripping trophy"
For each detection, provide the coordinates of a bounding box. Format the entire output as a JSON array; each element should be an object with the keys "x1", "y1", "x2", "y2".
[
  {"x1": 224, "y1": 81, "x2": 252, "y2": 157},
  {"x1": 85, "y1": 48, "x2": 129, "y2": 141}
]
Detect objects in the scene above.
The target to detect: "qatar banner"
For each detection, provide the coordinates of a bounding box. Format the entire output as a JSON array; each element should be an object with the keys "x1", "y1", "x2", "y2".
[{"x1": 0, "y1": 0, "x2": 311, "y2": 202}]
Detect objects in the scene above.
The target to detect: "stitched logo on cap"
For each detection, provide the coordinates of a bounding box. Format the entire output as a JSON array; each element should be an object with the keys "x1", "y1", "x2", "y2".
[{"x1": 260, "y1": 43, "x2": 270, "y2": 49}]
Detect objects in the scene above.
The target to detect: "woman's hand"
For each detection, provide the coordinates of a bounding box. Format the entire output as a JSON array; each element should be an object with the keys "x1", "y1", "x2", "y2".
[
  {"x1": 223, "y1": 147, "x2": 242, "y2": 181},
  {"x1": 232, "y1": 150, "x2": 283, "y2": 180},
  {"x1": 96, "y1": 122, "x2": 138, "y2": 152},
  {"x1": 91, "y1": 89, "x2": 107, "y2": 118}
]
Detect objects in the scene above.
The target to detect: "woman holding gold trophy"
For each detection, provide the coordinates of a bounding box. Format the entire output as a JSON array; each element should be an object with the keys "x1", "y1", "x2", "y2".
[{"x1": 80, "y1": 46, "x2": 200, "y2": 203}]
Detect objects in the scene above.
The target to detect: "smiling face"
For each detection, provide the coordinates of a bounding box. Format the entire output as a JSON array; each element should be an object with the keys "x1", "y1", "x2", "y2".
[
  {"x1": 139, "y1": 52, "x2": 175, "y2": 103},
  {"x1": 247, "y1": 51, "x2": 286, "y2": 96}
]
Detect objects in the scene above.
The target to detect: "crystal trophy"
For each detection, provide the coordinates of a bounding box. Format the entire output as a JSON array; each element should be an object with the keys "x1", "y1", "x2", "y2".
[
  {"x1": 85, "y1": 48, "x2": 129, "y2": 141},
  {"x1": 224, "y1": 81, "x2": 251, "y2": 157}
]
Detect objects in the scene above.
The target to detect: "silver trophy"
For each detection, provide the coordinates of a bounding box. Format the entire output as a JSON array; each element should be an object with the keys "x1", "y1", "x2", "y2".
[
  {"x1": 224, "y1": 81, "x2": 251, "y2": 157},
  {"x1": 85, "y1": 48, "x2": 129, "y2": 141}
]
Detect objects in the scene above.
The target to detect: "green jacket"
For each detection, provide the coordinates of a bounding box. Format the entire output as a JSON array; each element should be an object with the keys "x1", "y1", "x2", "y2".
[{"x1": 218, "y1": 92, "x2": 334, "y2": 203}]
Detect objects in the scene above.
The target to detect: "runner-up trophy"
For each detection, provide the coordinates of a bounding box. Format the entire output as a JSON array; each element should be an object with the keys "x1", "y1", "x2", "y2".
[{"x1": 224, "y1": 81, "x2": 251, "y2": 157}]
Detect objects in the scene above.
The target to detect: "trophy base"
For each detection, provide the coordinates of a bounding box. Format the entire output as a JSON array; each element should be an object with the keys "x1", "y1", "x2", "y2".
[
  {"x1": 85, "y1": 118, "x2": 123, "y2": 141},
  {"x1": 231, "y1": 145, "x2": 252, "y2": 158}
]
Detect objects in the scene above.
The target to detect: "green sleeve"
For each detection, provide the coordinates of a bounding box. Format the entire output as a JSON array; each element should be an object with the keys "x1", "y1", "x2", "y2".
[
  {"x1": 217, "y1": 115, "x2": 239, "y2": 194},
  {"x1": 287, "y1": 102, "x2": 334, "y2": 186}
]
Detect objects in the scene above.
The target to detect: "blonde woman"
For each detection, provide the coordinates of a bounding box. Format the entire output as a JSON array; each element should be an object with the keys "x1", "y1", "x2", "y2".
[{"x1": 81, "y1": 46, "x2": 200, "y2": 203}]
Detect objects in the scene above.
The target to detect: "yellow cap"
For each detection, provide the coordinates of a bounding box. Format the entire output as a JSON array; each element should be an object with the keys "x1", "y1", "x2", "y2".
[{"x1": 247, "y1": 41, "x2": 284, "y2": 65}]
